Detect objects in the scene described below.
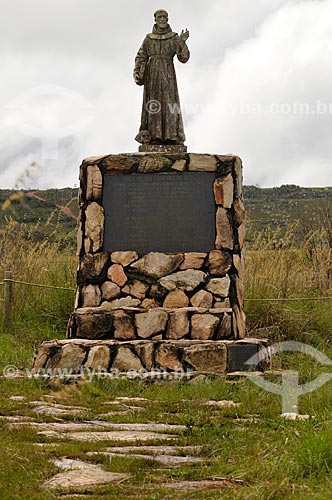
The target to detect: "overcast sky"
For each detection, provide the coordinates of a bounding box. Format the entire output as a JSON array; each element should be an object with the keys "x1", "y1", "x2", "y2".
[{"x1": 0, "y1": 0, "x2": 331, "y2": 189}]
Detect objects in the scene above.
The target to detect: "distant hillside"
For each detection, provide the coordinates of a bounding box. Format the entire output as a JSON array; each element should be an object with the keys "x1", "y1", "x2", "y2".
[
  {"x1": 0, "y1": 185, "x2": 331, "y2": 248},
  {"x1": 244, "y1": 185, "x2": 332, "y2": 239},
  {"x1": 0, "y1": 188, "x2": 79, "y2": 248}
]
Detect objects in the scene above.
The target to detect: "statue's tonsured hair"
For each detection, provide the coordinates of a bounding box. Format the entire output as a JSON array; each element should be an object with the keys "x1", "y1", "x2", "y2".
[{"x1": 154, "y1": 9, "x2": 168, "y2": 18}]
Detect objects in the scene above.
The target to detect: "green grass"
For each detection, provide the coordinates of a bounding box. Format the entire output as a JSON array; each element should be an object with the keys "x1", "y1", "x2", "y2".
[{"x1": 1, "y1": 377, "x2": 332, "y2": 498}]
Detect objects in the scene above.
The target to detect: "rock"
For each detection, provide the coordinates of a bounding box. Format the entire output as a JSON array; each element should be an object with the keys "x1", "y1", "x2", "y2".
[
  {"x1": 172, "y1": 159, "x2": 186, "y2": 171},
  {"x1": 190, "y1": 290, "x2": 213, "y2": 309},
  {"x1": 45, "y1": 458, "x2": 129, "y2": 489},
  {"x1": 101, "y1": 154, "x2": 140, "y2": 174},
  {"x1": 138, "y1": 155, "x2": 172, "y2": 172},
  {"x1": 166, "y1": 311, "x2": 189, "y2": 340},
  {"x1": 189, "y1": 154, "x2": 217, "y2": 171},
  {"x1": 189, "y1": 374, "x2": 208, "y2": 384},
  {"x1": 149, "y1": 284, "x2": 167, "y2": 301},
  {"x1": 135, "y1": 343, "x2": 154, "y2": 370},
  {"x1": 191, "y1": 314, "x2": 219, "y2": 340},
  {"x1": 108, "y1": 297, "x2": 141, "y2": 309},
  {"x1": 233, "y1": 254, "x2": 244, "y2": 280},
  {"x1": 183, "y1": 344, "x2": 227, "y2": 372},
  {"x1": 130, "y1": 252, "x2": 183, "y2": 279},
  {"x1": 213, "y1": 297, "x2": 231, "y2": 309},
  {"x1": 216, "y1": 154, "x2": 235, "y2": 175},
  {"x1": 141, "y1": 298, "x2": 159, "y2": 309},
  {"x1": 77, "y1": 217, "x2": 83, "y2": 256},
  {"x1": 232, "y1": 305, "x2": 246, "y2": 339},
  {"x1": 135, "y1": 310, "x2": 168, "y2": 339},
  {"x1": 213, "y1": 174, "x2": 234, "y2": 208},
  {"x1": 205, "y1": 400, "x2": 241, "y2": 407},
  {"x1": 85, "y1": 346, "x2": 110, "y2": 370},
  {"x1": 113, "y1": 347, "x2": 143, "y2": 371},
  {"x1": 215, "y1": 208, "x2": 234, "y2": 250},
  {"x1": 82, "y1": 154, "x2": 106, "y2": 165},
  {"x1": 234, "y1": 157, "x2": 243, "y2": 198},
  {"x1": 112, "y1": 310, "x2": 135, "y2": 340},
  {"x1": 46, "y1": 344, "x2": 86, "y2": 372},
  {"x1": 50, "y1": 430, "x2": 178, "y2": 442},
  {"x1": 123, "y1": 280, "x2": 149, "y2": 299},
  {"x1": 216, "y1": 313, "x2": 232, "y2": 339},
  {"x1": 82, "y1": 285, "x2": 101, "y2": 307},
  {"x1": 205, "y1": 276, "x2": 231, "y2": 297},
  {"x1": 79, "y1": 253, "x2": 109, "y2": 281},
  {"x1": 238, "y1": 224, "x2": 246, "y2": 250},
  {"x1": 101, "y1": 281, "x2": 121, "y2": 301},
  {"x1": 159, "y1": 270, "x2": 206, "y2": 292},
  {"x1": 155, "y1": 344, "x2": 183, "y2": 371},
  {"x1": 74, "y1": 307, "x2": 113, "y2": 339},
  {"x1": 84, "y1": 202, "x2": 104, "y2": 253},
  {"x1": 111, "y1": 251, "x2": 138, "y2": 267},
  {"x1": 208, "y1": 250, "x2": 232, "y2": 275},
  {"x1": 234, "y1": 276, "x2": 244, "y2": 309},
  {"x1": 163, "y1": 290, "x2": 189, "y2": 308},
  {"x1": 33, "y1": 345, "x2": 52, "y2": 371},
  {"x1": 179, "y1": 252, "x2": 206, "y2": 270},
  {"x1": 233, "y1": 197, "x2": 245, "y2": 226},
  {"x1": 86, "y1": 165, "x2": 103, "y2": 202},
  {"x1": 107, "y1": 264, "x2": 127, "y2": 287}
]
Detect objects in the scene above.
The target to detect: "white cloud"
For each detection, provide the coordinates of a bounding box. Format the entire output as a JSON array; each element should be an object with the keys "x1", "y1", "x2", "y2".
[{"x1": 188, "y1": 0, "x2": 332, "y2": 187}]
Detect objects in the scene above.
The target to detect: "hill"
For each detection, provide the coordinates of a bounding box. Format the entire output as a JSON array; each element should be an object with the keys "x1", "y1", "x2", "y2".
[{"x1": 1, "y1": 185, "x2": 331, "y2": 248}]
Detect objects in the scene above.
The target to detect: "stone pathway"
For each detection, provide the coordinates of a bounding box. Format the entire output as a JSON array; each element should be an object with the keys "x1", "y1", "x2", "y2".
[{"x1": 2, "y1": 396, "x2": 245, "y2": 493}]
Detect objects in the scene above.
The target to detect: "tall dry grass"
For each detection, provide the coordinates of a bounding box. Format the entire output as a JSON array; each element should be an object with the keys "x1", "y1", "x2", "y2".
[
  {"x1": 0, "y1": 217, "x2": 76, "y2": 351},
  {"x1": 245, "y1": 222, "x2": 332, "y2": 346}
]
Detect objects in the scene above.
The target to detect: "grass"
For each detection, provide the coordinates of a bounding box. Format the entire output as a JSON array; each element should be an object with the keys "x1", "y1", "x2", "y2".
[
  {"x1": 1, "y1": 377, "x2": 332, "y2": 499},
  {"x1": 0, "y1": 214, "x2": 331, "y2": 498}
]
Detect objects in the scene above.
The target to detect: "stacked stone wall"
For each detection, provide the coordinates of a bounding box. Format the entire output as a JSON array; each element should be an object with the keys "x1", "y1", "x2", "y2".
[{"x1": 67, "y1": 153, "x2": 246, "y2": 341}]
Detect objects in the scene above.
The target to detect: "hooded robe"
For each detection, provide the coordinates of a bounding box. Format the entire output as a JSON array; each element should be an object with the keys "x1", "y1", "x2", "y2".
[{"x1": 134, "y1": 23, "x2": 190, "y2": 145}]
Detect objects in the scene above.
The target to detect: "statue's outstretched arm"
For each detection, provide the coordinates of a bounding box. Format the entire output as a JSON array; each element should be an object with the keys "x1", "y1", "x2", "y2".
[{"x1": 176, "y1": 30, "x2": 190, "y2": 64}]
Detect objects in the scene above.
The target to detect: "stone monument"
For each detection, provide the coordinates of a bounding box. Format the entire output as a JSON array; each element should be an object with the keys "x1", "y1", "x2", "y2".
[{"x1": 33, "y1": 11, "x2": 269, "y2": 375}]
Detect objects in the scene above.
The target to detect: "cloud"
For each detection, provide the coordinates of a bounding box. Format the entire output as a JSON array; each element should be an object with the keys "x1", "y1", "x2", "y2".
[
  {"x1": 0, "y1": 0, "x2": 331, "y2": 188},
  {"x1": 188, "y1": 0, "x2": 332, "y2": 187}
]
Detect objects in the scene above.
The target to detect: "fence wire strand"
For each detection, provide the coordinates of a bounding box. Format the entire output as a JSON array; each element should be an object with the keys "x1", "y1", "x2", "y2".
[
  {"x1": 1, "y1": 279, "x2": 74, "y2": 291},
  {"x1": 1, "y1": 278, "x2": 331, "y2": 300}
]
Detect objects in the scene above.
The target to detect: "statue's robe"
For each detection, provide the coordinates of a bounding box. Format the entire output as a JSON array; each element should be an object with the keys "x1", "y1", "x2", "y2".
[{"x1": 134, "y1": 27, "x2": 190, "y2": 145}]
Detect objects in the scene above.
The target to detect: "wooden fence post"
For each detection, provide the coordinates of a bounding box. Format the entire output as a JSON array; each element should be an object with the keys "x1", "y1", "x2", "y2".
[{"x1": 3, "y1": 270, "x2": 13, "y2": 330}]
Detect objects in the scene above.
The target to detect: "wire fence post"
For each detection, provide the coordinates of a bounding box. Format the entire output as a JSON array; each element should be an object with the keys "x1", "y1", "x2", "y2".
[{"x1": 3, "y1": 270, "x2": 13, "y2": 331}]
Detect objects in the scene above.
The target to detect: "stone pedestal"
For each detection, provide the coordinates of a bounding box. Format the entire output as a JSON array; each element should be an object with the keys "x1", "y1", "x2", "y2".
[{"x1": 32, "y1": 152, "x2": 260, "y2": 375}]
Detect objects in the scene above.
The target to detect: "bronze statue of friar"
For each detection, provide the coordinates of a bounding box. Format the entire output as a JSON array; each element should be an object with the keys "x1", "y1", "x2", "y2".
[{"x1": 134, "y1": 10, "x2": 190, "y2": 152}]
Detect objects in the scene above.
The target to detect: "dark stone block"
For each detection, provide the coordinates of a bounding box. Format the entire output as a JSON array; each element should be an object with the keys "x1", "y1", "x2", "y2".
[{"x1": 227, "y1": 343, "x2": 260, "y2": 372}]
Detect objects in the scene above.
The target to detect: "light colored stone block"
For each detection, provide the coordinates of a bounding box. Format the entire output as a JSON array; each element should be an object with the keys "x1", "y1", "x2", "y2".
[
  {"x1": 191, "y1": 314, "x2": 219, "y2": 340},
  {"x1": 189, "y1": 154, "x2": 217, "y2": 171}
]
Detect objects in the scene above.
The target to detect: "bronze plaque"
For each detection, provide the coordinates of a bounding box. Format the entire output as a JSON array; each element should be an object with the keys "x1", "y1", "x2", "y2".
[{"x1": 102, "y1": 172, "x2": 216, "y2": 253}]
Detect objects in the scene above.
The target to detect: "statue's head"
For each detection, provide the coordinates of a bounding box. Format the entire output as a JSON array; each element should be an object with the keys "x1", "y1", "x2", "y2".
[{"x1": 154, "y1": 9, "x2": 169, "y2": 29}]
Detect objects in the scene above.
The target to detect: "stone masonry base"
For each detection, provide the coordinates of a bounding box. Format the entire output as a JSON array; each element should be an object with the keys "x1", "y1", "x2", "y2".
[{"x1": 33, "y1": 338, "x2": 270, "y2": 375}]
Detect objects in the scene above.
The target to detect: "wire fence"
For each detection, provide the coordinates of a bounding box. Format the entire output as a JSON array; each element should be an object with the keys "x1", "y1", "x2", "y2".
[{"x1": 1, "y1": 271, "x2": 332, "y2": 330}]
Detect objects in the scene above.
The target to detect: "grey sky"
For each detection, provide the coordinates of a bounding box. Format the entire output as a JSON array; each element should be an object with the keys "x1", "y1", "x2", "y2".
[{"x1": 0, "y1": 0, "x2": 331, "y2": 188}]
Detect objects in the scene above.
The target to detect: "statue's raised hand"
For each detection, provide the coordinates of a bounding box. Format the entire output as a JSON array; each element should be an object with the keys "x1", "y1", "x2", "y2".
[{"x1": 180, "y1": 29, "x2": 189, "y2": 42}]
